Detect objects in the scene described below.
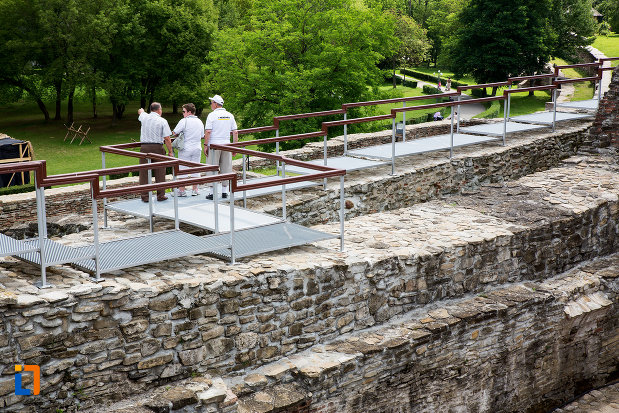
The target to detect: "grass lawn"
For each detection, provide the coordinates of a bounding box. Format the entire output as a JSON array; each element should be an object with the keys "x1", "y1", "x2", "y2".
[
  {"x1": 502, "y1": 91, "x2": 551, "y2": 116},
  {"x1": 551, "y1": 58, "x2": 595, "y2": 101},
  {"x1": 0, "y1": 99, "x2": 259, "y2": 177},
  {"x1": 592, "y1": 33, "x2": 619, "y2": 58},
  {"x1": 375, "y1": 84, "x2": 447, "y2": 123}
]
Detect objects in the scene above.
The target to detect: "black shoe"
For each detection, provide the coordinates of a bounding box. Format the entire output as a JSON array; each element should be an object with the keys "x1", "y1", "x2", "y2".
[
  {"x1": 206, "y1": 194, "x2": 214, "y2": 200},
  {"x1": 157, "y1": 196, "x2": 168, "y2": 201},
  {"x1": 141, "y1": 198, "x2": 149, "y2": 203},
  {"x1": 222, "y1": 192, "x2": 228, "y2": 199}
]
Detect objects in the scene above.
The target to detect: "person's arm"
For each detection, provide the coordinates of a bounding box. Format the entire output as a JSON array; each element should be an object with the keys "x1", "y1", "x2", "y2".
[
  {"x1": 164, "y1": 136, "x2": 173, "y2": 156},
  {"x1": 204, "y1": 130, "x2": 211, "y2": 155}
]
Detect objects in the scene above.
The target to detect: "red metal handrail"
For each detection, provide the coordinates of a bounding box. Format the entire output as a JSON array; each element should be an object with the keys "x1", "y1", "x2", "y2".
[
  {"x1": 508, "y1": 74, "x2": 556, "y2": 85},
  {"x1": 502, "y1": 85, "x2": 557, "y2": 95}
]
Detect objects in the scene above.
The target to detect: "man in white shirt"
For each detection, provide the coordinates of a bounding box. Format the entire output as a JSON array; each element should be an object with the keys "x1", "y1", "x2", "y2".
[
  {"x1": 204, "y1": 95, "x2": 238, "y2": 200},
  {"x1": 138, "y1": 102, "x2": 173, "y2": 202},
  {"x1": 173, "y1": 103, "x2": 204, "y2": 196}
]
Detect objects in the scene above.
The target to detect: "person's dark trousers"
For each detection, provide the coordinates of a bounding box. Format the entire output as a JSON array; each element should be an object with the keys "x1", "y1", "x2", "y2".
[{"x1": 139, "y1": 143, "x2": 166, "y2": 201}]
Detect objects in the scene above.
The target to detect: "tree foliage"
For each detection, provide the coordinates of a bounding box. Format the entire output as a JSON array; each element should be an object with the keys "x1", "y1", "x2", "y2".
[
  {"x1": 594, "y1": 0, "x2": 619, "y2": 32},
  {"x1": 446, "y1": 0, "x2": 553, "y2": 85},
  {"x1": 548, "y1": 0, "x2": 595, "y2": 60},
  {"x1": 208, "y1": 0, "x2": 398, "y2": 134}
]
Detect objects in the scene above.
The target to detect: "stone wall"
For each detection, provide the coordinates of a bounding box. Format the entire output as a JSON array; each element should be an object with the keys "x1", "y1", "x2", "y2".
[
  {"x1": 587, "y1": 67, "x2": 619, "y2": 148},
  {"x1": 0, "y1": 154, "x2": 617, "y2": 412}
]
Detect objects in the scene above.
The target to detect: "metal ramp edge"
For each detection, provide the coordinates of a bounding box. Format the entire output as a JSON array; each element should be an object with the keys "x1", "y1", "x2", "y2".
[
  {"x1": 14, "y1": 238, "x2": 93, "y2": 266},
  {"x1": 203, "y1": 222, "x2": 337, "y2": 259},
  {"x1": 284, "y1": 156, "x2": 388, "y2": 174},
  {"x1": 0, "y1": 233, "x2": 38, "y2": 258},
  {"x1": 70, "y1": 230, "x2": 230, "y2": 274},
  {"x1": 509, "y1": 111, "x2": 593, "y2": 125},
  {"x1": 459, "y1": 121, "x2": 548, "y2": 137},
  {"x1": 238, "y1": 176, "x2": 321, "y2": 198},
  {"x1": 555, "y1": 98, "x2": 599, "y2": 111}
]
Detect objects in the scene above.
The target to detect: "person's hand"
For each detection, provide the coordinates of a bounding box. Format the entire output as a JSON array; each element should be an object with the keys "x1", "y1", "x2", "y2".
[
  {"x1": 204, "y1": 146, "x2": 209, "y2": 155},
  {"x1": 138, "y1": 108, "x2": 144, "y2": 115}
]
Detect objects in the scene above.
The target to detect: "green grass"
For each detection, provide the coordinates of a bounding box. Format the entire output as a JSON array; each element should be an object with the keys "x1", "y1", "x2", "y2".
[
  {"x1": 376, "y1": 84, "x2": 444, "y2": 122},
  {"x1": 0, "y1": 99, "x2": 258, "y2": 177},
  {"x1": 551, "y1": 58, "x2": 595, "y2": 102},
  {"x1": 592, "y1": 33, "x2": 619, "y2": 58},
  {"x1": 400, "y1": 67, "x2": 477, "y2": 85}
]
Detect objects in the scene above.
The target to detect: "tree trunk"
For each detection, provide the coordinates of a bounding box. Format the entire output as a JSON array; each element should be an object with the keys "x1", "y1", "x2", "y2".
[
  {"x1": 67, "y1": 86, "x2": 75, "y2": 124},
  {"x1": 172, "y1": 102, "x2": 178, "y2": 114},
  {"x1": 528, "y1": 79, "x2": 536, "y2": 96},
  {"x1": 491, "y1": 86, "x2": 497, "y2": 96},
  {"x1": 6, "y1": 78, "x2": 50, "y2": 121},
  {"x1": 36, "y1": 98, "x2": 50, "y2": 122},
  {"x1": 54, "y1": 80, "x2": 62, "y2": 120},
  {"x1": 92, "y1": 85, "x2": 97, "y2": 119}
]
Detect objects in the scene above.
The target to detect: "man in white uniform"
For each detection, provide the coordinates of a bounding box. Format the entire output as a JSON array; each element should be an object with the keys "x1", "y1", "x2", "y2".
[
  {"x1": 173, "y1": 103, "x2": 204, "y2": 196},
  {"x1": 204, "y1": 95, "x2": 238, "y2": 199}
]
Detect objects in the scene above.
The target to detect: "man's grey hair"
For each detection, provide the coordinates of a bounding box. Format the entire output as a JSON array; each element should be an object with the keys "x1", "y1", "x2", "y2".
[{"x1": 150, "y1": 102, "x2": 161, "y2": 112}]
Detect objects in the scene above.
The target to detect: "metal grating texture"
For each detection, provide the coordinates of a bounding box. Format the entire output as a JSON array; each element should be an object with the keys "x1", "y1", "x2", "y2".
[
  {"x1": 284, "y1": 156, "x2": 387, "y2": 174},
  {"x1": 205, "y1": 222, "x2": 337, "y2": 259},
  {"x1": 510, "y1": 111, "x2": 592, "y2": 125},
  {"x1": 239, "y1": 176, "x2": 320, "y2": 198},
  {"x1": 459, "y1": 121, "x2": 547, "y2": 136},
  {"x1": 348, "y1": 134, "x2": 499, "y2": 160},
  {"x1": 16, "y1": 238, "x2": 92, "y2": 266},
  {"x1": 71, "y1": 230, "x2": 230, "y2": 274},
  {"x1": 0, "y1": 234, "x2": 37, "y2": 257},
  {"x1": 556, "y1": 99, "x2": 599, "y2": 111}
]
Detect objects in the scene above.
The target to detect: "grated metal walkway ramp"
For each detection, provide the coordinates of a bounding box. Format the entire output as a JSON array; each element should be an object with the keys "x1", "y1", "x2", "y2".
[
  {"x1": 238, "y1": 176, "x2": 321, "y2": 198},
  {"x1": 556, "y1": 99, "x2": 599, "y2": 111},
  {"x1": 459, "y1": 121, "x2": 547, "y2": 136},
  {"x1": 70, "y1": 230, "x2": 230, "y2": 274},
  {"x1": 284, "y1": 156, "x2": 387, "y2": 174},
  {"x1": 347, "y1": 134, "x2": 499, "y2": 160},
  {"x1": 204, "y1": 222, "x2": 337, "y2": 259},
  {"x1": 13, "y1": 238, "x2": 93, "y2": 266},
  {"x1": 0, "y1": 233, "x2": 38, "y2": 257},
  {"x1": 510, "y1": 111, "x2": 593, "y2": 125},
  {"x1": 106, "y1": 197, "x2": 281, "y2": 232}
]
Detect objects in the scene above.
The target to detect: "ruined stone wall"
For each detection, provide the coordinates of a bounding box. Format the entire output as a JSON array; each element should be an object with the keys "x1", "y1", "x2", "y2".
[{"x1": 588, "y1": 67, "x2": 619, "y2": 148}]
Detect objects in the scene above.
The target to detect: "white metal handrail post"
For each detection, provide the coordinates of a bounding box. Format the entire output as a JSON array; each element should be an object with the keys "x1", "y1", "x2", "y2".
[
  {"x1": 456, "y1": 95, "x2": 462, "y2": 133},
  {"x1": 91, "y1": 187, "x2": 102, "y2": 282},
  {"x1": 275, "y1": 130, "x2": 280, "y2": 175},
  {"x1": 506, "y1": 84, "x2": 512, "y2": 121},
  {"x1": 242, "y1": 154, "x2": 247, "y2": 208},
  {"x1": 323, "y1": 134, "x2": 328, "y2": 190},
  {"x1": 339, "y1": 176, "x2": 345, "y2": 252},
  {"x1": 502, "y1": 97, "x2": 508, "y2": 146},
  {"x1": 102, "y1": 152, "x2": 108, "y2": 228},
  {"x1": 449, "y1": 106, "x2": 455, "y2": 159},
  {"x1": 282, "y1": 162, "x2": 287, "y2": 220},
  {"x1": 390, "y1": 118, "x2": 396, "y2": 175},
  {"x1": 147, "y1": 158, "x2": 154, "y2": 232},
  {"x1": 214, "y1": 181, "x2": 219, "y2": 234},
  {"x1": 552, "y1": 88, "x2": 558, "y2": 132},
  {"x1": 172, "y1": 168, "x2": 179, "y2": 230},
  {"x1": 34, "y1": 175, "x2": 51, "y2": 288},
  {"x1": 402, "y1": 102, "x2": 407, "y2": 142},
  {"x1": 343, "y1": 113, "x2": 348, "y2": 155},
  {"x1": 229, "y1": 179, "x2": 235, "y2": 264}
]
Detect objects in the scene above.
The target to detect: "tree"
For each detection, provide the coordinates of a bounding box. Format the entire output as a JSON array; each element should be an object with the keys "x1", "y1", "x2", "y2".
[
  {"x1": 388, "y1": 11, "x2": 430, "y2": 87},
  {"x1": 446, "y1": 0, "x2": 553, "y2": 93},
  {"x1": 593, "y1": 0, "x2": 619, "y2": 33},
  {"x1": 548, "y1": 0, "x2": 595, "y2": 60},
  {"x1": 208, "y1": 0, "x2": 397, "y2": 137}
]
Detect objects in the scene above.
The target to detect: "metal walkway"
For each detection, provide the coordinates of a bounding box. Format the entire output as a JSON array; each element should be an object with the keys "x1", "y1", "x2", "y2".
[
  {"x1": 203, "y1": 222, "x2": 336, "y2": 259},
  {"x1": 239, "y1": 175, "x2": 321, "y2": 198},
  {"x1": 347, "y1": 134, "x2": 499, "y2": 160},
  {"x1": 510, "y1": 111, "x2": 593, "y2": 125},
  {"x1": 285, "y1": 156, "x2": 388, "y2": 174},
  {"x1": 459, "y1": 122, "x2": 548, "y2": 136},
  {"x1": 556, "y1": 98, "x2": 599, "y2": 111},
  {"x1": 0, "y1": 233, "x2": 38, "y2": 257},
  {"x1": 106, "y1": 196, "x2": 281, "y2": 232}
]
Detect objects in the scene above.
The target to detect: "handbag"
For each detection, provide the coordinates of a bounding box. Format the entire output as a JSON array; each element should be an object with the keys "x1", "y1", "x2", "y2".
[{"x1": 172, "y1": 118, "x2": 187, "y2": 151}]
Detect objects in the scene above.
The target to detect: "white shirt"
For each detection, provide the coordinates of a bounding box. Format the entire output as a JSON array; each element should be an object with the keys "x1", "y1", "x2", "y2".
[
  {"x1": 139, "y1": 112, "x2": 172, "y2": 144},
  {"x1": 205, "y1": 107, "x2": 237, "y2": 145},
  {"x1": 173, "y1": 115, "x2": 204, "y2": 151}
]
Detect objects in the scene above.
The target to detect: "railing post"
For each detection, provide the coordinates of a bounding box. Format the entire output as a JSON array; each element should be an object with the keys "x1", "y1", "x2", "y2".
[
  {"x1": 456, "y1": 95, "x2": 462, "y2": 133},
  {"x1": 242, "y1": 154, "x2": 247, "y2": 208},
  {"x1": 507, "y1": 84, "x2": 512, "y2": 121},
  {"x1": 91, "y1": 188, "x2": 102, "y2": 282},
  {"x1": 343, "y1": 113, "x2": 348, "y2": 155},
  {"x1": 214, "y1": 181, "x2": 219, "y2": 234},
  {"x1": 282, "y1": 162, "x2": 287, "y2": 220},
  {"x1": 34, "y1": 176, "x2": 51, "y2": 288},
  {"x1": 102, "y1": 152, "x2": 108, "y2": 228},
  {"x1": 390, "y1": 118, "x2": 396, "y2": 175},
  {"x1": 339, "y1": 176, "x2": 345, "y2": 252},
  {"x1": 598, "y1": 69, "x2": 603, "y2": 100},
  {"x1": 275, "y1": 129, "x2": 280, "y2": 175},
  {"x1": 229, "y1": 180, "x2": 235, "y2": 264},
  {"x1": 449, "y1": 106, "x2": 455, "y2": 159},
  {"x1": 402, "y1": 101, "x2": 406, "y2": 142},
  {"x1": 173, "y1": 167, "x2": 179, "y2": 230},
  {"x1": 323, "y1": 134, "x2": 328, "y2": 190},
  {"x1": 147, "y1": 158, "x2": 154, "y2": 232},
  {"x1": 502, "y1": 96, "x2": 508, "y2": 146},
  {"x1": 552, "y1": 88, "x2": 557, "y2": 132}
]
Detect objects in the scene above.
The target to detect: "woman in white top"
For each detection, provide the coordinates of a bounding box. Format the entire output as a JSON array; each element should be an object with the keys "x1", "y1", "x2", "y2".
[{"x1": 173, "y1": 103, "x2": 205, "y2": 196}]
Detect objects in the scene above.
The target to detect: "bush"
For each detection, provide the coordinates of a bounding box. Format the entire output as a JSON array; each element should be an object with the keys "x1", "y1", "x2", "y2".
[
  {"x1": 401, "y1": 69, "x2": 467, "y2": 88},
  {"x1": 423, "y1": 85, "x2": 441, "y2": 94},
  {"x1": 393, "y1": 76, "x2": 418, "y2": 88},
  {"x1": 471, "y1": 88, "x2": 488, "y2": 98},
  {"x1": 0, "y1": 183, "x2": 35, "y2": 196}
]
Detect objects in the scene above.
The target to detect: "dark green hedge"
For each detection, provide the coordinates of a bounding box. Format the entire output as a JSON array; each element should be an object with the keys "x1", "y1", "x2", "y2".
[{"x1": 401, "y1": 69, "x2": 467, "y2": 88}]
